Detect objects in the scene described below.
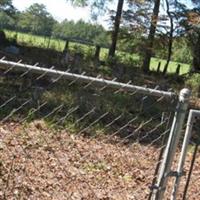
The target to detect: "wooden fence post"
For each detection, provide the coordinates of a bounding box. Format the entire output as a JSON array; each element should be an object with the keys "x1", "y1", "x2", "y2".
[
  {"x1": 176, "y1": 64, "x2": 181, "y2": 75},
  {"x1": 94, "y1": 45, "x2": 101, "y2": 60},
  {"x1": 47, "y1": 36, "x2": 51, "y2": 49},
  {"x1": 157, "y1": 62, "x2": 161, "y2": 73},
  {"x1": 63, "y1": 40, "x2": 69, "y2": 53}
]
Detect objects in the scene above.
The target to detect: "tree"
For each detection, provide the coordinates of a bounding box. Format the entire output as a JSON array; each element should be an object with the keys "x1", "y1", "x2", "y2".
[
  {"x1": 0, "y1": 0, "x2": 15, "y2": 15},
  {"x1": 119, "y1": 1, "x2": 152, "y2": 54},
  {"x1": 0, "y1": 0, "x2": 17, "y2": 43},
  {"x1": 108, "y1": 0, "x2": 124, "y2": 57},
  {"x1": 189, "y1": 0, "x2": 200, "y2": 72},
  {"x1": 142, "y1": 0, "x2": 161, "y2": 73},
  {"x1": 177, "y1": 0, "x2": 200, "y2": 72},
  {"x1": 162, "y1": 0, "x2": 174, "y2": 74},
  {"x1": 17, "y1": 3, "x2": 56, "y2": 36},
  {"x1": 67, "y1": 0, "x2": 124, "y2": 57},
  {"x1": 188, "y1": 11, "x2": 200, "y2": 72},
  {"x1": 0, "y1": 10, "x2": 15, "y2": 29},
  {"x1": 52, "y1": 19, "x2": 109, "y2": 46},
  {"x1": 0, "y1": 0, "x2": 16, "y2": 28}
]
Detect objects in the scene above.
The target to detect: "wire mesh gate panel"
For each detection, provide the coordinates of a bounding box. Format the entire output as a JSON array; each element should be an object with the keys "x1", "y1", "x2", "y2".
[
  {"x1": 170, "y1": 109, "x2": 200, "y2": 200},
  {"x1": 0, "y1": 60, "x2": 178, "y2": 200}
]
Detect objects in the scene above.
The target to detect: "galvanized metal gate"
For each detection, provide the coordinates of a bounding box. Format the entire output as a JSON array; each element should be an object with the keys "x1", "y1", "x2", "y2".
[{"x1": 0, "y1": 59, "x2": 199, "y2": 199}]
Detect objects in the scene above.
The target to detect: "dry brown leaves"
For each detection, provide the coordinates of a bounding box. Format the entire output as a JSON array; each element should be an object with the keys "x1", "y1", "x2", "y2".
[{"x1": 0, "y1": 121, "x2": 199, "y2": 200}]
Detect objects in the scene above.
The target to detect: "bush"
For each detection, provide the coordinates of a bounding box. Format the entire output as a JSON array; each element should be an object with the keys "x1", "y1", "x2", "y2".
[
  {"x1": 172, "y1": 46, "x2": 192, "y2": 64},
  {"x1": 172, "y1": 38, "x2": 192, "y2": 64},
  {"x1": 185, "y1": 73, "x2": 200, "y2": 97}
]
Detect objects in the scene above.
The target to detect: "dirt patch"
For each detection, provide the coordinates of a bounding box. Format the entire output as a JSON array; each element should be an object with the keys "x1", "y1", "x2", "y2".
[
  {"x1": 0, "y1": 121, "x2": 161, "y2": 200},
  {"x1": 0, "y1": 121, "x2": 199, "y2": 199}
]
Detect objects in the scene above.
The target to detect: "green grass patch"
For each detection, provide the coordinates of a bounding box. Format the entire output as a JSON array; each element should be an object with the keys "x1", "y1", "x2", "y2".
[
  {"x1": 4, "y1": 30, "x2": 190, "y2": 75},
  {"x1": 150, "y1": 58, "x2": 190, "y2": 75}
]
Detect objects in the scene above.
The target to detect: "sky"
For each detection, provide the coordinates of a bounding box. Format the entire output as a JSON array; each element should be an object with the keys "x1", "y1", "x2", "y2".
[
  {"x1": 12, "y1": 0, "x2": 115, "y2": 27},
  {"x1": 12, "y1": 0, "x2": 193, "y2": 28}
]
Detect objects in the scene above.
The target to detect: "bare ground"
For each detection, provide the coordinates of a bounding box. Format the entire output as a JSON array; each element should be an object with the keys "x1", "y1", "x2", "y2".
[{"x1": 0, "y1": 121, "x2": 200, "y2": 200}]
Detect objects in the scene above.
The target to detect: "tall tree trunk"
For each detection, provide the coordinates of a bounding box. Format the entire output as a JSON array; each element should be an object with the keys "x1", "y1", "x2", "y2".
[
  {"x1": 163, "y1": 0, "x2": 174, "y2": 75},
  {"x1": 192, "y1": 34, "x2": 200, "y2": 72},
  {"x1": 108, "y1": 0, "x2": 124, "y2": 57},
  {"x1": 142, "y1": 0, "x2": 161, "y2": 73},
  {"x1": 0, "y1": 30, "x2": 6, "y2": 45}
]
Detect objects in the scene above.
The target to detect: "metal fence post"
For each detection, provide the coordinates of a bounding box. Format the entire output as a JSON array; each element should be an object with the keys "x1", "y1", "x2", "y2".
[
  {"x1": 170, "y1": 109, "x2": 195, "y2": 200},
  {"x1": 152, "y1": 88, "x2": 191, "y2": 200}
]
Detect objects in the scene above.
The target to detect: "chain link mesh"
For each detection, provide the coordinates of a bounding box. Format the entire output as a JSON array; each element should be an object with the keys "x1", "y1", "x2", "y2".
[
  {"x1": 175, "y1": 114, "x2": 200, "y2": 200},
  {"x1": 0, "y1": 59, "x2": 178, "y2": 199}
]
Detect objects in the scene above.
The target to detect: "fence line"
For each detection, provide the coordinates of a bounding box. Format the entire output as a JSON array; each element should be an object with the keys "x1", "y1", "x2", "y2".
[
  {"x1": 171, "y1": 109, "x2": 200, "y2": 199},
  {"x1": 0, "y1": 59, "x2": 176, "y2": 99},
  {"x1": 172, "y1": 109, "x2": 200, "y2": 200},
  {"x1": 1, "y1": 58, "x2": 196, "y2": 199},
  {"x1": 152, "y1": 88, "x2": 191, "y2": 200}
]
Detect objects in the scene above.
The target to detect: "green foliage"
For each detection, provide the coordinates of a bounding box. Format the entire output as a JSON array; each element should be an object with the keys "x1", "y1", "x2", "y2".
[
  {"x1": 98, "y1": 65, "x2": 112, "y2": 76},
  {"x1": 84, "y1": 46, "x2": 96, "y2": 60},
  {"x1": 52, "y1": 19, "x2": 109, "y2": 46},
  {"x1": 0, "y1": 0, "x2": 16, "y2": 15},
  {"x1": 106, "y1": 55, "x2": 120, "y2": 65},
  {"x1": 173, "y1": 45, "x2": 192, "y2": 64},
  {"x1": 177, "y1": 1, "x2": 200, "y2": 71},
  {"x1": 0, "y1": 0, "x2": 198, "y2": 75},
  {"x1": 116, "y1": 52, "x2": 141, "y2": 66},
  {"x1": 5, "y1": 29, "x2": 191, "y2": 75},
  {"x1": 17, "y1": 3, "x2": 56, "y2": 36},
  {"x1": 71, "y1": 44, "x2": 85, "y2": 55},
  {"x1": 106, "y1": 51, "x2": 141, "y2": 68},
  {"x1": 0, "y1": 11, "x2": 15, "y2": 29},
  {"x1": 153, "y1": 36, "x2": 168, "y2": 60},
  {"x1": 0, "y1": 0, "x2": 18, "y2": 31},
  {"x1": 172, "y1": 38, "x2": 192, "y2": 64},
  {"x1": 26, "y1": 108, "x2": 37, "y2": 123},
  {"x1": 185, "y1": 73, "x2": 200, "y2": 96},
  {"x1": 150, "y1": 58, "x2": 190, "y2": 75}
]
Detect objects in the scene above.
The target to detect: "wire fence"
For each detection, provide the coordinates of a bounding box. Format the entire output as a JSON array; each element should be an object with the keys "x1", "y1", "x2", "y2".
[
  {"x1": 0, "y1": 59, "x2": 197, "y2": 199},
  {"x1": 171, "y1": 110, "x2": 200, "y2": 200}
]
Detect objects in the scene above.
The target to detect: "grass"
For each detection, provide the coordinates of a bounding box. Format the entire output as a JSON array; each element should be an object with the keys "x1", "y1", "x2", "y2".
[
  {"x1": 150, "y1": 58, "x2": 190, "y2": 75},
  {"x1": 0, "y1": 73, "x2": 171, "y2": 140},
  {"x1": 4, "y1": 30, "x2": 190, "y2": 75},
  {"x1": 5, "y1": 30, "x2": 67, "y2": 52}
]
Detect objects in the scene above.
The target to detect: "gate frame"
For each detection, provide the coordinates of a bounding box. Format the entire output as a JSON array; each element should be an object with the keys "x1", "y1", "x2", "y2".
[
  {"x1": 171, "y1": 109, "x2": 200, "y2": 200},
  {"x1": 0, "y1": 59, "x2": 194, "y2": 200},
  {"x1": 151, "y1": 88, "x2": 191, "y2": 200}
]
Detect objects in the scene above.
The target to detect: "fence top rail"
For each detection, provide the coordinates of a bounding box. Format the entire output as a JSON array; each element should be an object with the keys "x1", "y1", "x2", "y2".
[
  {"x1": 58, "y1": 36, "x2": 109, "y2": 49},
  {"x1": 0, "y1": 59, "x2": 177, "y2": 99},
  {"x1": 190, "y1": 109, "x2": 200, "y2": 115}
]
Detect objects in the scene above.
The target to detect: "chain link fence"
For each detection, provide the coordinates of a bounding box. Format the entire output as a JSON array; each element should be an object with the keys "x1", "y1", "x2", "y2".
[
  {"x1": 0, "y1": 59, "x2": 196, "y2": 200},
  {"x1": 170, "y1": 110, "x2": 200, "y2": 200}
]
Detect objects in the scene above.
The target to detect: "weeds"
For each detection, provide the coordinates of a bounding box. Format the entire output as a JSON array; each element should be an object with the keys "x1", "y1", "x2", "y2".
[
  {"x1": 185, "y1": 73, "x2": 200, "y2": 97},
  {"x1": 4, "y1": 29, "x2": 191, "y2": 75}
]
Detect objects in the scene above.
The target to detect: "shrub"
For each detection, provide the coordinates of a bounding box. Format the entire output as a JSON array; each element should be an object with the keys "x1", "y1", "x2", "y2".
[{"x1": 185, "y1": 73, "x2": 200, "y2": 97}]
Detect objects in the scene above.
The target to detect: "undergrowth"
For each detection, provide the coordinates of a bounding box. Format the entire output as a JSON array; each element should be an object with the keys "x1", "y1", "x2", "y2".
[{"x1": 0, "y1": 73, "x2": 174, "y2": 144}]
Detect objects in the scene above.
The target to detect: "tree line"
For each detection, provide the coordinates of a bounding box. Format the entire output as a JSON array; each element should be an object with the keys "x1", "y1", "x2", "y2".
[
  {"x1": 0, "y1": 0, "x2": 200, "y2": 73},
  {"x1": 0, "y1": 2, "x2": 110, "y2": 46}
]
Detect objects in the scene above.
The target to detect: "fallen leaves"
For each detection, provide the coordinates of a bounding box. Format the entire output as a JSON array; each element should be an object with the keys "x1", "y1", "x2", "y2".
[{"x1": 0, "y1": 122, "x2": 200, "y2": 199}]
